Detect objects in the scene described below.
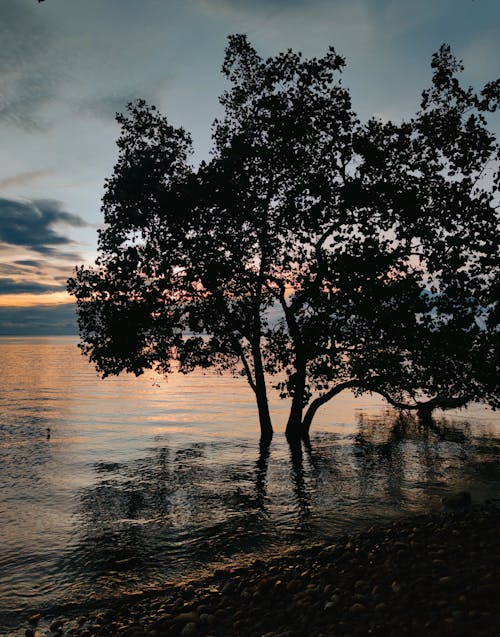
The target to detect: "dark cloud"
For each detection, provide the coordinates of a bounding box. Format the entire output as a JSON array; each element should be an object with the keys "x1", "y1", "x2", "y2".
[
  {"x1": 0, "y1": 278, "x2": 65, "y2": 295},
  {"x1": 0, "y1": 303, "x2": 77, "y2": 336},
  {"x1": 1, "y1": 260, "x2": 74, "y2": 278},
  {"x1": 0, "y1": 261, "x2": 72, "y2": 287},
  {"x1": 14, "y1": 259, "x2": 44, "y2": 268},
  {"x1": 0, "y1": 264, "x2": 32, "y2": 276},
  {"x1": 54, "y1": 273, "x2": 73, "y2": 283},
  {"x1": 0, "y1": 197, "x2": 88, "y2": 259}
]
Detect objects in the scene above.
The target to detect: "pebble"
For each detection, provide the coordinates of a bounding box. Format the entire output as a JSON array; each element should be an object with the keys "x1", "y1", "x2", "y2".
[
  {"x1": 49, "y1": 619, "x2": 65, "y2": 632},
  {"x1": 439, "y1": 575, "x2": 453, "y2": 585},
  {"x1": 16, "y1": 503, "x2": 500, "y2": 637},
  {"x1": 28, "y1": 615, "x2": 41, "y2": 627},
  {"x1": 181, "y1": 622, "x2": 197, "y2": 636},
  {"x1": 349, "y1": 602, "x2": 367, "y2": 613}
]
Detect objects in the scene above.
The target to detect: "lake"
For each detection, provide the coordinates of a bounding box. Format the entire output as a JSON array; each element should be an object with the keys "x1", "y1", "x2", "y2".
[{"x1": 1, "y1": 336, "x2": 499, "y2": 633}]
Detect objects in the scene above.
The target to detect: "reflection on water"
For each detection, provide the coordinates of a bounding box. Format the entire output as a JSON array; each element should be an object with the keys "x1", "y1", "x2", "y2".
[{"x1": 1, "y1": 337, "x2": 499, "y2": 631}]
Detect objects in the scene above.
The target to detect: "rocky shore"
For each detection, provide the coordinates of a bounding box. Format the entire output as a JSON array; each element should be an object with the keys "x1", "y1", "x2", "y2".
[{"x1": 22, "y1": 501, "x2": 500, "y2": 637}]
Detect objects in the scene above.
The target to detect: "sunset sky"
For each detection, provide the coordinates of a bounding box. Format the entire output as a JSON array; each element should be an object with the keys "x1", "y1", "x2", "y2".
[{"x1": 0, "y1": 0, "x2": 499, "y2": 334}]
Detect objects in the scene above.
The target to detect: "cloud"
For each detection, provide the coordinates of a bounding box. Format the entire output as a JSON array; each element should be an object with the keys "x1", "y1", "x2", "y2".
[
  {"x1": 78, "y1": 94, "x2": 142, "y2": 120},
  {"x1": 197, "y1": 0, "x2": 439, "y2": 32},
  {"x1": 0, "y1": 0, "x2": 61, "y2": 129},
  {"x1": 0, "y1": 259, "x2": 75, "y2": 283},
  {"x1": 0, "y1": 197, "x2": 88, "y2": 259},
  {"x1": 0, "y1": 264, "x2": 31, "y2": 277},
  {"x1": 0, "y1": 169, "x2": 54, "y2": 190},
  {"x1": 0, "y1": 291, "x2": 72, "y2": 308},
  {"x1": 14, "y1": 259, "x2": 44, "y2": 268},
  {"x1": 199, "y1": 0, "x2": 308, "y2": 8},
  {"x1": 459, "y1": 29, "x2": 500, "y2": 79},
  {"x1": 0, "y1": 303, "x2": 77, "y2": 336},
  {"x1": 77, "y1": 89, "x2": 166, "y2": 121},
  {"x1": 0, "y1": 277, "x2": 65, "y2": 295},
  {"x1": 194, "y1": 0, "x2": 317, "y2": 25}
]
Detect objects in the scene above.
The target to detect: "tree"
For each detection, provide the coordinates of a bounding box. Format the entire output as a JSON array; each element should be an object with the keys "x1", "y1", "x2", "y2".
[
  {"x1": 68, "y1": 37, "x2": 499, "y2": 440},
  {"x1": 331, "y1": 44, "x2": 499, "y2": 427},
  {"x1": 297, "y1": 45, "x2": 499, "y2": 433}
]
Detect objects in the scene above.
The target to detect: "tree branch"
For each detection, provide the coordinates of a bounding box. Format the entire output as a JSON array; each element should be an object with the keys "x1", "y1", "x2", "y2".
[
  {"x1": 288, "y1": 224, "x2": 335, "y2": 313},
  {"x1": 235, "y1": 340, "x2": 257, "y2": 393},
  {"x1": 302, "y1": 378, "x2": 360, "y2": 433}
]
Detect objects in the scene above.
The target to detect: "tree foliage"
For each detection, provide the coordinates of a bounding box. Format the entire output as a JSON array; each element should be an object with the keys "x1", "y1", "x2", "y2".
[{"x1": 68, "y1": 37, "x2": 499, "y2": 439}]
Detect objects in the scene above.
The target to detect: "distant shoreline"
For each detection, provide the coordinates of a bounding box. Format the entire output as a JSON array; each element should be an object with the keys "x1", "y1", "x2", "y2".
[{"x1": 0, "y1": 304, "x2": 77, "y2": 337}]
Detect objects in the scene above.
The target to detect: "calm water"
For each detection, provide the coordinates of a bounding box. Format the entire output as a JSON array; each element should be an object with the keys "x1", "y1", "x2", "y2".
[{"x1": 1, "y1": 336, "x2": 499, "y2": 632}]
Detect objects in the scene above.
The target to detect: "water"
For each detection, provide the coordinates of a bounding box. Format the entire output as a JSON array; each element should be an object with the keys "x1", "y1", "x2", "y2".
[{"x1": 1, "y1": 336, "x2": 499, "y2": 632}]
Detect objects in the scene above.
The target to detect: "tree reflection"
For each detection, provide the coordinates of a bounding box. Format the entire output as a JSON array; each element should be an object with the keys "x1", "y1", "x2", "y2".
[
  {"x1": 287, "y1": 437, "x2": 311, "y2": 526},
  {"x1": 353, "y1": 415, "x2": 406, "y2": 505},
  {"x1": 254, "y1": 437, "x2": 271, "y2": 510},
  {"x1": 64, "y1": 414, "x2": 500, "y2": 602}
]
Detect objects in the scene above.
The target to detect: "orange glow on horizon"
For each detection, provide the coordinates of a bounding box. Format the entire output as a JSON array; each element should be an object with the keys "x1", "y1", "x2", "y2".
[{"x1": 0, "y1": 291, "x2": 74, "y2": 307}]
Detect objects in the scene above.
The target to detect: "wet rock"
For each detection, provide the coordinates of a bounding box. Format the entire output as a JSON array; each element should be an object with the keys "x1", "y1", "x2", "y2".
[
  {"x1": 349, "y1": 602, "x2": 367, "y2": 613},
  {"x1": 20, "y1": 503, "x2": 500, "y2": 637},
  {"x1": 214, "y1": 608, "x2": 226, "y2": 621},
  {"x1": 213, "y1": 568, "x2": 227, "y2": 578},
  {"x1": 285, "y1": 579, "x2": 300, "y2": 593},
  {"x1": 438, "y1": 575, "x2": 453, "y2": 585},
  {"x1": 28, "y1": 615, "x2": 41, "y2": 627},
  {"x1": 240, "y1": 587, "x2": 251, "y2": 599},
  {"x1": 181, "y1": 622, "x2": 197, "y2": 636},
  {"x1": 118, "y1": 627, "x2": 148, "y2": 637},
  {"x1": 181, "y1": 585, "x2": 195, "y2": 600},
  {"x1": 220, "y1": 581, "x2": 235, "y2": 595},
  {"x1": 442, "y1": 491, "x2": 471, "y2": 509},
  {"x1": 49, "y1": 619, "x2": 65, "y2": 632},
  {"x1": 174, "y1": 611, "x2": 198, "y2": 624},
  {"x1": 199, "y1": 613, "x2": 215, "y2": 626}
]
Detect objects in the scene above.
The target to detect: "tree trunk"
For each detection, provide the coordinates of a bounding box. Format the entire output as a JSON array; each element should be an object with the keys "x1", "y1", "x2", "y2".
[
  {"x1": 255, "y1": 382, "x2": 273, "y2": 441},
  {"x1": 285, "y1": 403, "x2": 303, "y2": 440},
  {"x1": 285, "y1": 360, "x2": 307, "y2": 440},
  {"x1": 252, "y1": 340, "x2": 273, "y2": 441},
  {"x1": 417, "y1": 405, "x2": 434, "y2": 427}
]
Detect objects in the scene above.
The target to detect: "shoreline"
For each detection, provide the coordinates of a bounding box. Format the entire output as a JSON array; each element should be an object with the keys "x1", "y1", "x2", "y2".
[{"x1": 17, "y1": 500, "x2": 500, "y2": 637}]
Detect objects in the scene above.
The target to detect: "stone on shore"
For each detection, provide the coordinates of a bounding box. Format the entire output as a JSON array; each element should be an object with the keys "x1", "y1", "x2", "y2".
[{"x1": 20, "y1": 502, "x2": 500, "y2": 637}]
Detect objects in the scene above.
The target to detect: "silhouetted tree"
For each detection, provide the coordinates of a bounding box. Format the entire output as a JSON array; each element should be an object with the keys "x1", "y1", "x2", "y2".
[
  {"x1": 322, "y1": 44, "x2": 499, "y2": 428},
  {"x1": 283, "y1": 44, "x2": 499, "y2": 434},
  {"x1": 68, "y1": 37, "x2": 499, "y2": 440}
]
